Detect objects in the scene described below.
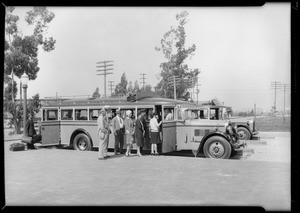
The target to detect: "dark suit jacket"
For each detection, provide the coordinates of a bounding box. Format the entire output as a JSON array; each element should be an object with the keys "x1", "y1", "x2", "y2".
[
  {"x1": 134, "y1": 118, "x2": 144, "y2": 140},
  {"x1": 25, "y1": 118, "x2": 36, "y2": 137}
]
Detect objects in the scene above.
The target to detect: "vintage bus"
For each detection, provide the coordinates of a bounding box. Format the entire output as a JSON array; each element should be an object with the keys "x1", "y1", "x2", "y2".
[{"x1": 38, "y1": 94, "x2": 246, "y2": 159}]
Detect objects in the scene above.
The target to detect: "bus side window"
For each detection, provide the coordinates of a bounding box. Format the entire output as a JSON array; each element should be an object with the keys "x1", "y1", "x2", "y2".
[
  {"x1": 47, "y1": 110, "x2": 58, "y2": 120},
  {"x1": 200, "y1": 110, "x2": 208, "y2": 119},
  {"x1": 75, "y1": 109, "x2": 88, "y2": 120},
  {"x1": 61, "y1": 109, "x2": 73, "y2": 120},
  {"x1": 164, "y1": 108, "x2": 174, "y2": 121},
  {"x1": 210, "y1": 109, "x2": 217, "y2": 120},
  {"x1": 89, "y1": 109, "x2": 99, "y2": 120}
]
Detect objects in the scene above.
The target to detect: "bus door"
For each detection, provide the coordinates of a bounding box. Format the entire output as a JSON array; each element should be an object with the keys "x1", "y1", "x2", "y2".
[
  {"x1": 161, "y1": 105, "x2": 176, "y2": 153},
  {"x1": 41, "y1": 107, "x2": 60, "y2": 146}
]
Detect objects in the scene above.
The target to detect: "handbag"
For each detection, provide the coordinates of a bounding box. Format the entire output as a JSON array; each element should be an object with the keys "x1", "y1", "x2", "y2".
[
  {"x1": 21, "y1": 135, "x2": 33, "y2": 144},
  {"x1": 10, "y1": 143, "x2": 26, "y2": 151}
]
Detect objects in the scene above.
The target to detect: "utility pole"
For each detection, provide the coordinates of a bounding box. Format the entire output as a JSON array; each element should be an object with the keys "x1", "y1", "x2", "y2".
[
  {"x1": 270, "y1": 81, "x2": 282, "y2": 113},
  {"x1": 11, "y1": 71, "x2": 14, "y2": 103},
  {"x1": 140, "y1": 73, "x2": 147, "y2": 90},
  {"x1": 108, "y1": 81, "x2": 115, "y2": 97},
  {"x1": 195, "y1": 79, "x2": 201, "y2": 105},
  {"x1": 188, "y1": 74, "x2": 201, "y2": 103},
  {"x1": 281, "y1": 83, "x2": 291, "y2": 118},
  {"x1": 96, "y1": 61, "x2": 114, "y2": 98},
  {"x1": 20, "y1": 80, "x2": 22, "y2": 106},
  {"x1": 167, "y1": 76, "x2": 180, "y2": 100}
]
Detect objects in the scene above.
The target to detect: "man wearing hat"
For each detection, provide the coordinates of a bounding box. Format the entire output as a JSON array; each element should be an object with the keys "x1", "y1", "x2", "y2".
[
  {"x1": 24, "y1": 112, "x2": 42, "y2": 149},
  {"x1": 112, "y1": 110, "x2": 124, "y2": 155},
  {"x1": 97, "y1": 109, "x2": 110, "y2": 160}
]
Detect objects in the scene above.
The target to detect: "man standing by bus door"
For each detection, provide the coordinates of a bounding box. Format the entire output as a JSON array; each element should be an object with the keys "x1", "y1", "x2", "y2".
[{"x1": 112, "y1": 110, "x2": 124, "y2": 155}]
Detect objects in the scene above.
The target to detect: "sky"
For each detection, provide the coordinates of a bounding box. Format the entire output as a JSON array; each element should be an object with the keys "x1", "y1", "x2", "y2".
[{"x1": 10, "y1": 3, "x2": 291, "y2": 112}]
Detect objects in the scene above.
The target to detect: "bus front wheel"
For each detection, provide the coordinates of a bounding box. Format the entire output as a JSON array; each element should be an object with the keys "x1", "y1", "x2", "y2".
[
  {"x1": 73, "y1": 133, "x2": 92, "y2": 151},
  {"x1": 203, "y1": 136, "x2": 231, "y2": 159},
  {"x1": 237, "y1": 127, "x2": 251, "y2": 140}
]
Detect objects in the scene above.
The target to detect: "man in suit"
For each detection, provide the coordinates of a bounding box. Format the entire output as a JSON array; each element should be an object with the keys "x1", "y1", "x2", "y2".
[
  {"x1": 24, "y1": 112, "x2": 42, "y2": 149},
  {"x1": 97, "y1": 109, "x2": 110, "y2": 160},
  {"x1": 112, "y1": 110, "x2": 124, "y2": 155}
]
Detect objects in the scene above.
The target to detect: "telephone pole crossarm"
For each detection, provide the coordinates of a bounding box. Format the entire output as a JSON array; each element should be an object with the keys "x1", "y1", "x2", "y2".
[{"x1": 96, "y1": 60, "x2": 114, "y2": 98}]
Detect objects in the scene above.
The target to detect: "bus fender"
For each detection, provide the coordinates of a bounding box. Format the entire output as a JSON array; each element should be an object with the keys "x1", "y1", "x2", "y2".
[
  {"x1": 70, "y1": 128, "x2": 94, "y2": 147},
  {"x1": 197, "y1": 131, "x2": 231, "y2": 154},
  {"x1": 236, "y1": 124, "x2": 251, "y2": 133}
]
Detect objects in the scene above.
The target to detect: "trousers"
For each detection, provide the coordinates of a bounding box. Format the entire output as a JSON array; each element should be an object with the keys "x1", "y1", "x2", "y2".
[
  {"x1": 114, "y1": 129, "x2": 124, "y2": 154},
  {"x1": 98, "y1": 133, "x2": 109, "y2": 159}
]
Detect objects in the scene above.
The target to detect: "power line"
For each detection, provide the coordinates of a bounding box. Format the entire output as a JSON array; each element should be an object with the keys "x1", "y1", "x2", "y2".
[
  {"x1": 280, "y1": 83, "x2": 291, "y2": 114},
  {"x1": 108, "y1": 81, "x2": 114, "y2": 97},
  {"x1": 167, "y1": 75, "x2": 180, "y2": 100},
  {"x1": 96, "y1": 60, "x2": 114, "y2": 98},
  {"x1": 270, "y1": 81, "x2": 283, "y2": 113},
  {"x1": 140, "y1": 73, "x2": 147, "y2": 90},
  {"x1": 187, "y1": 76, "x2": 201, "y2": 104}
]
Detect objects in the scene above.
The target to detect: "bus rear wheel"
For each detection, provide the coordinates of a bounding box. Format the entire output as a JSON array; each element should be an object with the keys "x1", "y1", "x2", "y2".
[
  {"x1": 73, "y1": 133, "x2": 92, "y2": 151},
  {"x1": 203, "y1": 136, "x2": 231, "y2": 159}
]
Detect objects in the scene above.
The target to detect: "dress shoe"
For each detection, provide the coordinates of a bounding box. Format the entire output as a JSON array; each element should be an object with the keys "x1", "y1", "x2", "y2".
[
  {"x1": 98, "y1": 158, "x2": 106, "y2": 160},
  {"x1": 104, "y1": 155, "x2": 110, "y2": 158}
]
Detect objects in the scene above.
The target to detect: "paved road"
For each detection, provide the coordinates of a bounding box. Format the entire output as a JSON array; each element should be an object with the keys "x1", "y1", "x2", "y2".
[{"x1": 3, "y1": 130, "x2": 291, "y2": 211}]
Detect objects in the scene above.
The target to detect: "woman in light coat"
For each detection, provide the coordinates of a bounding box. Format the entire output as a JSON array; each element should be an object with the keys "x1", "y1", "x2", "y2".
[{"x1": 124, "y1": 110, "x2": 134, "y2": 157}]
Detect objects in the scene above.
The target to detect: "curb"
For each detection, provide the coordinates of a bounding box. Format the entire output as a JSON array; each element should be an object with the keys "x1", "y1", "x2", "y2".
[{"x1": 5, "y1": 139, "x2": 22, "y2": 142}]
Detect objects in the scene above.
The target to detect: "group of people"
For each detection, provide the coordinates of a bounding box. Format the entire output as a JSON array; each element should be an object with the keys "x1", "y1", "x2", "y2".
[{"x1": 97, "y1": 109, "x2": 162, "y2": 160}]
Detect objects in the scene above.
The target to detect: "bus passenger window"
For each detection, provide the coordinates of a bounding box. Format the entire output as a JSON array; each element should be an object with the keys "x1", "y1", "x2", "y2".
[
  {"x1": 210, "y1": 109, "x2": 217, "y2": 120},
  {"x1": 199, "y1": 110, "x2": 208, "y2": 119},
  {"x1": 191, "y1": 110, "x2": 198, "y2": 119},
  {"x1": 89, "y1": 109, "x2": 100, "y2": 120},
  {"x1": 61, "y1": 109, "x2": 73, "y2": 120},
  {"x1": 47, "y1": 110, "x2": 58, "y2": 120},
  {"x1": 164, "y1": 108, "x2": 174, "y2": 121},
  {"x1": 75, "y1": 109, "x2": 88, "y2": 120}
]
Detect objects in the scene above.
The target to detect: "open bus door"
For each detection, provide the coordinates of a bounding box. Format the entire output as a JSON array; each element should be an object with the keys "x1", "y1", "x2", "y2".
[
  {"x1": 161, "y1": 105, "x2": 177, "y2": 153},
  {"x1": 41, "y1": 107, "x2": 60, "y2": 146}
]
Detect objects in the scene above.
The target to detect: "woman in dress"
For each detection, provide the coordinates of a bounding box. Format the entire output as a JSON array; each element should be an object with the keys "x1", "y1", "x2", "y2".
[
  {"x1": 149, "y1": 112, "x2": 162, "y2": 155},
  {"x1": 124, "y1": 110, "x2": 134, "y2": 157},
  {"x1": 134, "y1": 110, "x2": 146, "y2": 157}
]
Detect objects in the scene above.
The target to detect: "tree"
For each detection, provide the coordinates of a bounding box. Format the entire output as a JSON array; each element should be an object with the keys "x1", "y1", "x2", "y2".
[
  {"x1": 3, "y1": 94, "x2": 41, "y2": 134},
  {"x1": 133, "y1": 80, "x2": 141, "y2": 94},
  {"x1": 143, "y1": 84, "x2": 152, "y2": 92},
  {"x1": 4, "y1": 7, "x2": 56, "y2": 133},
  {"x1": 127, "y1": 81, "x2": 133, "y2": 94},
  {"x1": 28, "y1": 94, "x2": 42, "y2": 115},
  {"x1": 92, "y1": 87, "x2": 100, "y2": 98},
  {"x1": 155, "y1": 11, "x2": 200, "y2": 101},
  {"x1": 114, "y1": 72, "x2": 128, "y2": 97}
]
